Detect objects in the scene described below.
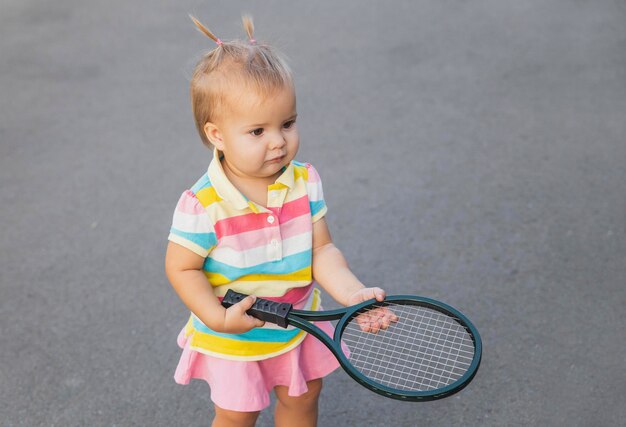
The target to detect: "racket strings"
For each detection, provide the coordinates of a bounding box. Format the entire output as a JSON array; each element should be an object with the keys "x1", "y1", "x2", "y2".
[{"x1": 341, "y1": 303, "x2": 475, "y2": 392}]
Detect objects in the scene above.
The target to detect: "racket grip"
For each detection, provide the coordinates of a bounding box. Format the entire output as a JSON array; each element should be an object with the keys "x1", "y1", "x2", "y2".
[{"x1": 222, "y1": 290, "x2": 292, "y2": 328}]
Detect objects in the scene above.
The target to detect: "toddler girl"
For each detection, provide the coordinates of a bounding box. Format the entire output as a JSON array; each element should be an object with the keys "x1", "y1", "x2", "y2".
[{"x1": 165, "y1": 15, "x2": 388, "y2": 427}]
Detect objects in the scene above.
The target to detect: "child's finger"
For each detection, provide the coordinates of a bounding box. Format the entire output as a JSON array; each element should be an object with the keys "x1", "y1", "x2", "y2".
[
  {"x1": 369, "y1": 314, "x2": 381, "y2": 333},
  {"x1": 373, "y1": 287, "x2": 386, "y2": 301},
  {"x1": 250, "y1": 318, "x2": 265, "y2": 327},
  {"x1": 359, "y1": 287, "x2": 385, "y2": 302},
  {"x1": 234, "y1": 295, "x2": 257, "y2": 313},
  {"x1": 380, "y1": 311, "x2": 392, "y2": 329},
  {"x1": 363, "y1": 310, "x2": 380, "y2": 333},
  {"x1": 356, "y1": 313, "x2": 372, "y2": 332},
  {"x1": 380, "y1": 307, "x2": 398, "y2": 329},
  {"x1": 237, "y1": 297, "x2": 265, "y2": 327}
]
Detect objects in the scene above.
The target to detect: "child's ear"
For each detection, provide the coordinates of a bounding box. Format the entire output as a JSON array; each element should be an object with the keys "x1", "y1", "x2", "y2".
[{"x1": 204, "y1": 122, "x2": 224, "y2": 150}]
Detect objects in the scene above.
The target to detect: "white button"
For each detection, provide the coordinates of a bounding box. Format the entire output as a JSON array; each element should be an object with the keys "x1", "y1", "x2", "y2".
[
  {"x1": 271, "y1": 239, "x2": 278, "y2": 246},
  {"x1": 267, "y1": 215, "x2": 275, "y2": 224}
]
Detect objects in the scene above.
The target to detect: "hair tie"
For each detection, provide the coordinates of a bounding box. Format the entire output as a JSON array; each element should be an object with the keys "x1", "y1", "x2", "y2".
[
  {"x1": 216, "y1": 38, "x2": 223, "y2": 46},
  {"x1": 249, "y1": 38, "x2": 256, "y2": 45}
]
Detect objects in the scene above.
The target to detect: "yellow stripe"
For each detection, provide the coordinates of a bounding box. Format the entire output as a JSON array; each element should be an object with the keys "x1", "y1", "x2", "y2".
[
  {"x1": 236, "y1": 266, "x2": 312, "y2": 282},
  {"x1": 268, "y1": 182, "x2": 289, "y2": 191},
  {"x1": 196, "y1": 186, "x2": 222, "y2": 207},
  {"x1": 293, "y1": 164, "x2": 308, "y2": 182},
  {"x1": 204, "y1": 271, "x2": 230, "y2": 286},
  {"x1": 204, "y1": 266, "x2": 311, "y2": 286},
  {"x1": 205, "y1": 268, "x2": 312, "y2": 286},
  {"x1": 247, "y1": 201, "x2": 261, "y2": 213}
]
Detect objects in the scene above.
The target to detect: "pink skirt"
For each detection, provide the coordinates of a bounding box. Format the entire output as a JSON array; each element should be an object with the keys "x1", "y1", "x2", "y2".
[{"x1": 174, "y1": 320, "x2": 342, "y2": 412}]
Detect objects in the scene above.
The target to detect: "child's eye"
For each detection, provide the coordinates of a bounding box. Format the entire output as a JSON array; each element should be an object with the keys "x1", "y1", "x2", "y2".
[
  {"x1": 283, "y1": 120, "x2": 296, "y2": 129},
  {"x1": 250, "y1": 128, "x2": 264, "y2": 136}
]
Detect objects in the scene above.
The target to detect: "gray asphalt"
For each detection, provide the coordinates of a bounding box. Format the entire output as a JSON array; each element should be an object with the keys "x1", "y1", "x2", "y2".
[{"x1": 1, "y1": 1, "x2": 625, "y2": 426}]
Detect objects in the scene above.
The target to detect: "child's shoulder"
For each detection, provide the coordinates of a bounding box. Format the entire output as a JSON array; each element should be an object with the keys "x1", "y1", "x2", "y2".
[
  {"x1": 182, "y1": 172, "x2": 220, "y2": 209},
  {"x1": 292, "y1": 159, "x2": 323, "y2": 175},
  {"x1": 189, "y1": 171, "x2": 213, "y2": 195},
  {"x1": 291, "y1": 160, "x2": 320, "y2": 169},
  {"x1": 291, "y1": 160, "x2": 323, "y2": 183}
]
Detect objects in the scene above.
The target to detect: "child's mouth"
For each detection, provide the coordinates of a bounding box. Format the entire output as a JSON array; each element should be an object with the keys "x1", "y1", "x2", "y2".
[{"x1": 267, "y1": 155, "x2": 285, "y2": 163}]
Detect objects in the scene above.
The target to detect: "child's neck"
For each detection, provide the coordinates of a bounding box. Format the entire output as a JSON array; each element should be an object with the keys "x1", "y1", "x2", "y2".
[{"x1": 221, "y1": 160, "x2": 281, "y2": 208}]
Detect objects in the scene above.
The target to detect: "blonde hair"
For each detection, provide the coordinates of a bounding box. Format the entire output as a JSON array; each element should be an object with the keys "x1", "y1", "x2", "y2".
[{"x1": 189, "y1": 15, "x2": 293, "y2": 147}]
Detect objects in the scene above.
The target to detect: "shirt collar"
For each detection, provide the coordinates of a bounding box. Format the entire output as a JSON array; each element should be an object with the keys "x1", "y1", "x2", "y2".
[
  {"x1": 274, "y1": 162, "x2": 295, "y2": 189},
  {"x1": 207, "y1": 148, "x2": 295, "y2": 211}
]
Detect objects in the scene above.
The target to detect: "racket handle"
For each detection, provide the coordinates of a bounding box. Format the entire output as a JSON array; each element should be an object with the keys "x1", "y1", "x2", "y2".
[{"x1": 222, "y1": 290, "x2": 292, "y2": 328}]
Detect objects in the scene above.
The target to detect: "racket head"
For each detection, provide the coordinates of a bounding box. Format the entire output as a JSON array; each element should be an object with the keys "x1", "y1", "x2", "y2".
[{"x1": 332, "y1": 295, "x2": 482, "y2": 401}]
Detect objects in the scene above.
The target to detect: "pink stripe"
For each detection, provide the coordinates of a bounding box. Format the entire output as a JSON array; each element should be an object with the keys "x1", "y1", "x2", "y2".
[
  {"x1": 289, "y1": 284, "x2": 314, "y2": 307},
  {"x1": 176, "y1": 190, "x2": 206, "y2": 215},
  {"x1": 214, "y1": 212, "x2": 270, "y2": 238},
  {"x1": 218, "y1": 214, "x2": 312, "y2": 252},
  {"x1": 276, "y1": 195, "x2": 310, "y2": 223},
  {"x1": 281, "y1": 214, "x2": 312, "y2": 239},
  {"x1": 214, "y1": 195, "x2": 310, "y2": 239},
  {"x1": 306, "y1": 164, "x2": 321, "y2": 183}
]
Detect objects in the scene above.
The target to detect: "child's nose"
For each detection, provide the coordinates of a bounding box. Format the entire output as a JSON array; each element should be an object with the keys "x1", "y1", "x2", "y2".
[{"x1": 268, "y1": 132, "x2": 287, "y2": 149}]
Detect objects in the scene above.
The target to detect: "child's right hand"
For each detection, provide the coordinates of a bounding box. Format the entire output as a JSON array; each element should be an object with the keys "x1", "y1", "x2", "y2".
[{"x1": 220, "y1": 295, "x2": 266, "y2": 334}]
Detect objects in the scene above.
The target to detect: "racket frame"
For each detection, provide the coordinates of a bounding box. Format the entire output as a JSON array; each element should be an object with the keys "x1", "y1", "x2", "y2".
[{"x1": 222, "y1": 290, "x2": 482, "y2": 401}]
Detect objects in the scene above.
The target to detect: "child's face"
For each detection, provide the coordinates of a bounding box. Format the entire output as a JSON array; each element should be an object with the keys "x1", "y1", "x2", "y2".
[{"x1": 206, "y1": 84, "x2": 299, "y2": 182}]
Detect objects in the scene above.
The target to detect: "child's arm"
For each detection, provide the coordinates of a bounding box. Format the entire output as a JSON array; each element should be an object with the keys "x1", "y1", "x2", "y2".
[
  {"x1": 311, "y1": 218, "x2": 386, "y2": 307},
  {"x1": 165, "y1": 241, "x2": 265, "y2": 333}
]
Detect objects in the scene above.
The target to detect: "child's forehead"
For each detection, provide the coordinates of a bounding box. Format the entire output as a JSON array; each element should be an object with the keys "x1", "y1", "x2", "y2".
[
  {"x1": 224, "y1": 83, "x2": 296, "y2": 118},
  {"x1": 231, "y1": 82, "x2": 294, "y2": 105}
]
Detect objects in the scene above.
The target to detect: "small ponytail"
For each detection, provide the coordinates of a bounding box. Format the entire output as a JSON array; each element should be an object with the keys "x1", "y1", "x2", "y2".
[
  {"x1": 189, "y1": 14, "x2": 222, "y2": 46},
  {"x1": 242, "y1": 15, "x2": 256, "y2": 44}
]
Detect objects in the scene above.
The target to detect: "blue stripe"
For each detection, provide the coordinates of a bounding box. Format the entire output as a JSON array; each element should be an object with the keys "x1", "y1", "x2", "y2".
[
  {"x1": 192, "y1": 317, "x2": 302, "y2": 343},
  {"x1": 310, "y1": 200, "x2": 326, "y2": 217},
  {"x1": 191, "y1": 173, "x2": 213, "y2": 194},
  {"x1": 170, "y1": 228, "x2": 217, "y2": 250},
  {"x1": 203, "y1": 250, "x2": 312, "y2": 280}
]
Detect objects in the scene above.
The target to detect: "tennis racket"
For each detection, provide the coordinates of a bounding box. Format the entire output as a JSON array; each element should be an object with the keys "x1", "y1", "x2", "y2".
[{"x1": 222, "y1": 290, "x2": 482, "y2": 401}]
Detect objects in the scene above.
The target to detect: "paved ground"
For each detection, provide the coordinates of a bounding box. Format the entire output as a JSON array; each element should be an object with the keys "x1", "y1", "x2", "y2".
[{"x1": 1, "y1": 1, "x2": 625, "y2": 426}]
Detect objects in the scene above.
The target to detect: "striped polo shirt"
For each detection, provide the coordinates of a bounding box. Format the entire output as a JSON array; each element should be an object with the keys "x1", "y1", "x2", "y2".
[{"x1": 168, "y1": 150, "x2": 327, "y2": 361}]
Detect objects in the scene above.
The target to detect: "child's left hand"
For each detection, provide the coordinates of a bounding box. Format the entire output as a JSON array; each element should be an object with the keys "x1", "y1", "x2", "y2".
[{"x1": 347, "y1": 287, "x2": 398, "y2": 333}]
